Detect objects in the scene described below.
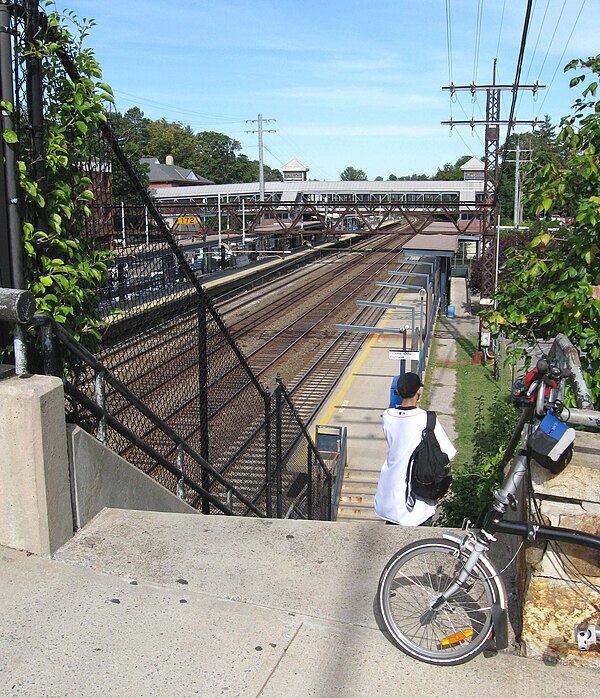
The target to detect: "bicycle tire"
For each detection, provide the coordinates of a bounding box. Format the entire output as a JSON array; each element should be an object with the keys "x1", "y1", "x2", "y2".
[{"x1": 377, "y1": 538, "x2": 497, "y2": 666}]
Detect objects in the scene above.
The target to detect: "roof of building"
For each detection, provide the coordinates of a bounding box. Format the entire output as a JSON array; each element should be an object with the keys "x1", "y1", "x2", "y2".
[
  {"x1": 150, "y1": 178, "x2": 482, "y2": 201},
  {"x1": 460, "y1": 157, "x2": 485, "y2": 172},
  {"x1": 140, "y1": 157, "x2": 214, "y2": 186},
  {"x1": 281, "y1": 158, "x2": 309, "y2": 172}
]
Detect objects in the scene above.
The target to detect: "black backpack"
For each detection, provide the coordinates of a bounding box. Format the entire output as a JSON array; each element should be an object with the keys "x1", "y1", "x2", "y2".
[{"x1": 405, "y1": 411, "x2": 452, "y2": 510}]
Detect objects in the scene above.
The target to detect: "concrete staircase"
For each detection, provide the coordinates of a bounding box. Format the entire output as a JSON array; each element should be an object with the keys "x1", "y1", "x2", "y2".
[{"x1": 336, "y1": 466, "x2": 383, "y2": 522}]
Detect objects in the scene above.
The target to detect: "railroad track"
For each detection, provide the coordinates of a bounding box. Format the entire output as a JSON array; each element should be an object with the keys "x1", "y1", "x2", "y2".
[{"x1": 91, "y1": 225, "x2": 418, "y2": 504}]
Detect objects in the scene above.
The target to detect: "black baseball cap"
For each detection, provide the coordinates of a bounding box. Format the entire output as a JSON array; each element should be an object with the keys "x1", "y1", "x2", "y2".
[{"x1": 395, "y1": 372, "x2": 423, "y2": 398}]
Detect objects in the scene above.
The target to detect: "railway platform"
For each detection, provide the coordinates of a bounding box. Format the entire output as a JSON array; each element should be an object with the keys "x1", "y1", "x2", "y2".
[{"x1": 313, "y1": 275, "x2": 476, "y2": 522}]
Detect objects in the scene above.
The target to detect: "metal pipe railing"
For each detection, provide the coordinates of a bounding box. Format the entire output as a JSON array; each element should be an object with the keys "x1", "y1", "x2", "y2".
[{"x1": 34, "y1": 313, "x2": 265, "y2": 517}]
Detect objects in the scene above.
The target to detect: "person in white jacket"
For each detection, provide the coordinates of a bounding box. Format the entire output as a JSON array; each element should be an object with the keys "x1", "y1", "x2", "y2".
[{"x1": 374, "y1": 372, "x2": 456, "y2": 526}]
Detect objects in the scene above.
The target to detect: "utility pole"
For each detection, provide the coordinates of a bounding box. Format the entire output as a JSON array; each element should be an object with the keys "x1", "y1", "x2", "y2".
[
  {"x1": 0, "y1": 0, "x2": 28, "y2": 372},
  {"x1": 506, "y1": 141, "x2": 532, "y2": 227},
  {"x1": 245, "y1": 114, "x2": 275, "y2": 201},
  {"x1": 442, "y1": 65, "x2": 543, "y2": 351}
]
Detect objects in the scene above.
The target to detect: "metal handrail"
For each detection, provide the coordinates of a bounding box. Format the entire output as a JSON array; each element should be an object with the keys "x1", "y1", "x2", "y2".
[
  {"x1": 417, "y1": 290, "x2": 441, "y2": 376},
  {"x1": 34, "y1": 313, "x2": 264, "y2": 517},
  {"x1": 330, "y1": 426, "x2": 348, "y2": 521},
  {"x1": 548, "y1": 333, "x2": 594, "y2": 410}
]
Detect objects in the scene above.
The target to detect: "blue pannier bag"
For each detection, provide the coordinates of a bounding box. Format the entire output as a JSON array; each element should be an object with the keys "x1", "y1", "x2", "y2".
[{"x1": 527, "y1": 409, "x2": 575, "y2": 474}]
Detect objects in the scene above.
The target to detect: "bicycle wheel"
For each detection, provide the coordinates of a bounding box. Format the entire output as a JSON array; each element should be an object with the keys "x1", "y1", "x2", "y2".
[{"x1": 377, "y1": 538, "x2": 497, "y2": 666}]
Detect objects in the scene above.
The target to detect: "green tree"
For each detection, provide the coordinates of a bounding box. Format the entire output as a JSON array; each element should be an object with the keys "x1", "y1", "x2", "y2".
[
  {"x1": 145, "y1": 119, "x2": 199, "y2": 169},
  {"x1": 498, "y1": 117, "x2": 559, "y2": 225},
  {"x1": 487, "y1": 55, "x2": 600, "y2": 405},
  {"x1": 374, "y1": 175, "x2": 384, "y2": 181},
  {"x1": 397, "y1": 173, "x2": 429, "y2": 181},
  {"x1": 388, "y1": 173, "x2": 398, "y2": 181},
  {"x1": 3, "y1": 10, "x2": 114, "y2": 351},
  {"x1": 340, "y1": 166, "x2": 367, "y2": 181},
  {"x1": 108, "y1": 107, "x2": 150, "y2": 201},
  {"x1": 431, "y1": 155, "x2": 471, "y2": 181}
]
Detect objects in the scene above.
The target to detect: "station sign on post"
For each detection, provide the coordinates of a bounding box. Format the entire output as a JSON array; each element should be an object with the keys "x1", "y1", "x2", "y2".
[
  {"x1": 389, "y1": 350, "x2": 420, "y2": 362},
  {"x1": 389, "y1": 350, "x2": 420, "y2": 376}
]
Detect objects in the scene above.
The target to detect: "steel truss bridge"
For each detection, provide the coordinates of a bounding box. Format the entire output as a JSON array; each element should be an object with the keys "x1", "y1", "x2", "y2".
[{"x1": 153, "y1": 200, "x2": 490, "y2": 237}]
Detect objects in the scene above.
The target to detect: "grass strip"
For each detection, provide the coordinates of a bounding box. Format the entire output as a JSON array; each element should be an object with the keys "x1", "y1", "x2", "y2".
[{"x1": 423, "y1": 329, "x2": 512, "y2": 469}]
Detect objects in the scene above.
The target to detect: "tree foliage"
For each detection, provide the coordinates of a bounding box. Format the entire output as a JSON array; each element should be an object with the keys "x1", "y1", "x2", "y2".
[
  {"x1": 498, "y1": 116, "x2": 560, "y2": 225},
  {"x1": 340, "y1": 166, "x2": 367, "y2": 181},
  {"x1": 3, "y1": 10, "x2": 115, "y2": 350},
  {"x1": 439, "y1": 397, "x2": 519, "y2": 526},
  {"x1": 487, "y1": 55, "x2": 600, "y2": 405},
  {"x1": 110, "y1": 108, "x2": 282, "y2": 185},
  {"x1": 431, "y1": 155, "x2": 471, "y2": 181}
]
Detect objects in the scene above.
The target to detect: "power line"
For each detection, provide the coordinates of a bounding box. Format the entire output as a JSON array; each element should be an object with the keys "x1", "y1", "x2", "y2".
[
  {"x1": 515, "y1": 0, "x2": 550, "y2": 115},
  {"x1": 535, "y1": 0, "x2": 568, "y2": 81},
  {"x1": 535, "y1": 0, "x2": 587, "y2": 118},
  {"x1": 445, "y1": 0, "x2": 453, "y2": 88},
  {"x1": 472, "y1": 0, "x2": 485, "y2": 84},
  {"x1": 494, "y1": 0, "x2": 507, "y2": 61},
  {"x1": 112, "y1": 88, "x2": 246, "y2": 123},
  {"x1": 499, "y1": 0, "x2": 535, "y2": 178}
]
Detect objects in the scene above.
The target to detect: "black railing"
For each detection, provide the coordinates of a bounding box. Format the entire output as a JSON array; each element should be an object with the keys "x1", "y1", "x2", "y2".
[
  {"x1": 33, "y1": 312, "x2": 333, "y2": 520},
  {"x1": 4, "y1": 4, "x2": 334, "y2": 522}
]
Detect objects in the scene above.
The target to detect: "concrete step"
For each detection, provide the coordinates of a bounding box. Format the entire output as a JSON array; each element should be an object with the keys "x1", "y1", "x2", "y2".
[
  {"x1": 343, "y1": 468, "x2": 380, "y2": 484},
  {"x1": 339, "y1": 493, "x2": 375, "y2": 507},
  {"x1": 336, "y1": 508, "x2": 382, "y2": 522},
  {"x1": 340, "y1": 479, "x2": 378, "y2": 494},
  {"x1": 337, "y1": 500, "x2": 379, "y2": 520}
]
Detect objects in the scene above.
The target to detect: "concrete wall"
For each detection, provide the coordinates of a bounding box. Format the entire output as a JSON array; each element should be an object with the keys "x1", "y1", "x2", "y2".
[
  {"x1": 67, "y1": 426, "x2": 197, "y2": 529},
  {"x1": 0, "y1": 373, "x2": 72, "y2": 557},
  {"x1": 0, "y1": 373, "x2": 197, "y2": 558},
  {"x1": 521, "y1": 430, "x2": 600, "y2": 667}
]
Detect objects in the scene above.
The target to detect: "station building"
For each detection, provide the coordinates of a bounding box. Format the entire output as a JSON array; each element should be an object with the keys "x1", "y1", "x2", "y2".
[{"x1": 150, "y1": 157, "x2": 485, "y2": 226}]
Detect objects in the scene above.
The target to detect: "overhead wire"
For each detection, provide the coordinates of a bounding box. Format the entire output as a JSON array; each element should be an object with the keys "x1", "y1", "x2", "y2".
[
  {"x1": 498, "y1": 0, "x2": 535, "y2": 185},
  {"x1": 535, "y1": 0, "x2": 568, "y2": 82},
  {"x1": 274, "y1": 131, "x2": 333, "y2": 180},
  {"x1": 445, "y1": 0, "x2": 454, "y2": 128},
  {"x1": 112, "y1": 88, "x2": 246, "y2": 124},
  {"x1": 445, "y1": 0, "x2": 485, "y2": 160},
  {"x1": 472, "y1": 0, "x2": 484, "y2": 84},
  {"x1": 534, "y1": 0, "x2": 587, "y2": 118},
  {"x1": 494, "y1": 0, "x2": 507, "y2": 61},
  {"x1": 516, "y1": 0, "x2": 549, "y2": 114}
]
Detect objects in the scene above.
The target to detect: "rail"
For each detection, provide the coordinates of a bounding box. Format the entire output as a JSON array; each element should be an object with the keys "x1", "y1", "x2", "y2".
[
  {"x1": 417, "y1": 289, "x2": 441, "y2": 377},
  {"x1": 548, "y1": 333, "x2": 595, "y2": 411},
  {"x1": 33, "y1": 313, "x2": 264, "y2": 517}
]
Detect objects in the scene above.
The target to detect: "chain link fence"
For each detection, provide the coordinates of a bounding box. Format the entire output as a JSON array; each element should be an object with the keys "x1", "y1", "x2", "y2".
[{"x1": 5, "y1": 1, "x2": 332, "y2": 519}]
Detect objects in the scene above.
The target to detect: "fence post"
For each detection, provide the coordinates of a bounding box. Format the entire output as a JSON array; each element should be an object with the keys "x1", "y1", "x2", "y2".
[
  {"x1": 264, "y1": 388, "x2": 272, "y2": 517},
  {"x1": 197, "y1": 297, "x2": 210, "y2": 514},
  {"x1": 94, "y1": 370, "x2": 107, "y2": 443},
  {"x1": 307, "y1": 448, "x2": 313, "y2": 520},
  {"x1": 275, "y1": 375, "x2": 283, "y2": 518},
  {"x1": 0, "y1": 1, "x2": 28, "y2": 373}
]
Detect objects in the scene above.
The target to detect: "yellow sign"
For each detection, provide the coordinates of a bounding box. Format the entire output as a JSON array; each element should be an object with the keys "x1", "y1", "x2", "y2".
[{"x1": 177, "y1": 215, "x2": 198, "y2": 225}]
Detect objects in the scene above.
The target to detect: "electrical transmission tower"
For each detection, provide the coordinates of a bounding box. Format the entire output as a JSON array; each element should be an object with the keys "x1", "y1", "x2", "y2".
[{"x1": 442, "y1": 64, "x2": 543, "y2": 300}]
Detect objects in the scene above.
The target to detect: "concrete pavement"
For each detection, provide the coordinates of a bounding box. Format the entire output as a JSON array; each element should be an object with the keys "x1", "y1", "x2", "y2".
[{"x1": 1, "y1": 508, "x2": 596, "y2": 698}]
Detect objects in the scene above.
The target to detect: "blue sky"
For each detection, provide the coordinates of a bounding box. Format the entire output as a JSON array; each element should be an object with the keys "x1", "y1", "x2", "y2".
[{"x1": 57, "y1": 1, "x2": 598, "y2": 180}]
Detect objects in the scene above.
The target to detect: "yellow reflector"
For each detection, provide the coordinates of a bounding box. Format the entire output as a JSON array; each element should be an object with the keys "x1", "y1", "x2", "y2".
[{"x1": 440, "y1": 629, "x2": 474, "y2": 647}]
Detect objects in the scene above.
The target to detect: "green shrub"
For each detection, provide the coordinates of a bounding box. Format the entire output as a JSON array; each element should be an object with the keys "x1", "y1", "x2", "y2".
[{"x1": 439, "y1": 396, "x2": 520, "y2": 527}]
